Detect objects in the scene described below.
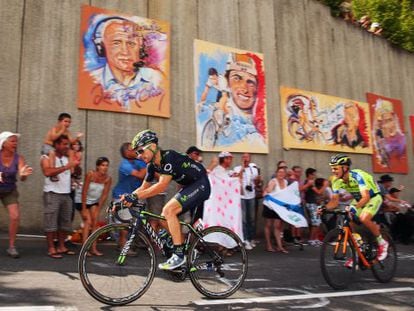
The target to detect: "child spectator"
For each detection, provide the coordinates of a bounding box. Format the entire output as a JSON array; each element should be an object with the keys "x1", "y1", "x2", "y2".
[
  {"x1": 42, "y1": 113, "x2": 83, "y2": 176},
  {"x1": 70, "y1": 140, "x2": 83, "y2": 221}
]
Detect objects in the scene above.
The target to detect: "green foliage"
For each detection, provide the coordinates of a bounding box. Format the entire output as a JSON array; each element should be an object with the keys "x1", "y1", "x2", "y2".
[
  {"x1": 319, "y1": 0, "x2": 345, "y2": 17},
  {"x1": 320, "y1": 0, "x2": 414, "y2": 52}
]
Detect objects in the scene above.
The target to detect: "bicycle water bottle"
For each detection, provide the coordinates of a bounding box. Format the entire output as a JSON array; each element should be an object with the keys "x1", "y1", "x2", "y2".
[
  {"x1": 158, "y1": 229, "x2": 173, "y2": 250},
  {"x1": 352, "y1": 233, "x2": 364, "y2": 251}
]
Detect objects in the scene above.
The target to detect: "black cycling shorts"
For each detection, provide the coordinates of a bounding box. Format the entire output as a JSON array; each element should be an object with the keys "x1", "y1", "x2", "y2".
[{"x1": 175, "y1": 176, "x2": 211, "y2": 214}]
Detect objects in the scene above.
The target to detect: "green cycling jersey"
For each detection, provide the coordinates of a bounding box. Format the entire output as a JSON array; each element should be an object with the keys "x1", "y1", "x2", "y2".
[{"x1": 331, "y1": 169, "x2": 380, "y2": 202}]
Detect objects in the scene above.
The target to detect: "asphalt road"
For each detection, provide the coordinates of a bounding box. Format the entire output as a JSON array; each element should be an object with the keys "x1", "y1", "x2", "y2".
[{"x1": 1, "y1": 234, "x2": 413, "y2": 311}]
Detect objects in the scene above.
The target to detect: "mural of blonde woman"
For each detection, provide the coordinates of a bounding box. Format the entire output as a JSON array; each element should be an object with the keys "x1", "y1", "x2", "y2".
[{"x1": 373, "y1": 99, "x2": 406, "y2": 168}]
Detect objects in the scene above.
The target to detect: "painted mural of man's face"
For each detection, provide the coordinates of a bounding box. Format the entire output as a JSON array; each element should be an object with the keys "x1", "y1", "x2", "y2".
[
  {"x1": 228, "y1": 70, "x2": 257, "y2": 111},
  {"x1": 103, "y1": 21, "x2": 141, "y2": 74}
]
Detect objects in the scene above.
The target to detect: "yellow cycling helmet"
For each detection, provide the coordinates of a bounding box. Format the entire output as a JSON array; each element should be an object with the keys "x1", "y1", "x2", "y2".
[{"x1": 329, "y1": 154, "x2": 352, "y2": 166}]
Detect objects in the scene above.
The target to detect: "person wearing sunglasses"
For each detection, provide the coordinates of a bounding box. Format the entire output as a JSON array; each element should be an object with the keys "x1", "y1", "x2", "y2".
[
  {"x1": 122, "y1": 130, "x2": 211, "y2": 270},
  {"x1": 185, "y1": 145, "x2": 203, "y2": 163}
]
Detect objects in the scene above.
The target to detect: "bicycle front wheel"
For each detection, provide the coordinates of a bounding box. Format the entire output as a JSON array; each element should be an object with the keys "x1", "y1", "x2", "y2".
[
  {"x1": 320, "y1": 228, "x2": 357, "y2": 290},
  {"x1": 78, "y1": 223, "x2": 156, "y2": 306},
  {"x1": 371, "y1": 230, "x2": 397, "y2": 283},
  {"x1": 188, "y1": 226, "x2": 248, "y2": 298},
  {"x1": 201, "y1": 119, "x2": 217, "y2": 148}
]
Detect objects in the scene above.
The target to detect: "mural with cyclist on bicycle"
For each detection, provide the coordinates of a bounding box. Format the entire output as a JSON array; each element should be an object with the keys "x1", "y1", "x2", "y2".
[
  {"x1": 78, "y1": 5, "x2": 170, "y2": 117},
  {"x1": 367, "y1": 93, "x2": 408, "y2": 174},
  {"x1": 280, "y1": 86, "x2": 373, "y2": 154},
  {"x1": 194, "y1": 39, "x2": 268, "y2": 153}
]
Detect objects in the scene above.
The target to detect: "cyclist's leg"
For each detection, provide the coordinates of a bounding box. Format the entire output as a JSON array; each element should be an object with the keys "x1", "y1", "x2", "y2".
[
  {"x1": 159, "y1": 178, "x2": 210, "y2": 270},
  {"x1": 162, "y1": 199, "x2": 183, "y2": 245},
  {"x1": 162, "y1": 177, "x2": 211, "y2": 269},
  {"x1": 158, "y1": 198, "x2": 186, "y2": 270},
  {"x1": 358, "y1": 196, "x2": 382, "y2": 237},
  {"x1": 358, "y1": 196, "x2": 389, "y2": 260}
]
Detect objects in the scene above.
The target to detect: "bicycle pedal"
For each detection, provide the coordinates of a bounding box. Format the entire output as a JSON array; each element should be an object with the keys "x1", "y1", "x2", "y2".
[{"x1": 171, "y1": 266, "x2": 187, "y2": 273}]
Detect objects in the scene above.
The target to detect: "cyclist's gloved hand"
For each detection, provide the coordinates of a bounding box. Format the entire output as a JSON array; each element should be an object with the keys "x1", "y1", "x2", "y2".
[
  {"x1": 123, "y1": 193, "x2": 139, "y2": 207},
  {"x1": 345, "y1": 205, "x2": 357, "y2": 215}
]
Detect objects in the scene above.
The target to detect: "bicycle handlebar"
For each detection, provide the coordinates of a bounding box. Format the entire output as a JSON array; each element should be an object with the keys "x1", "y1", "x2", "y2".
[
  {"x1": 319, "y1": 206, "x2": 348, "y2": 216},
  {"x1": 111, "y1": 200, "x2": 146, "y2": 223}
]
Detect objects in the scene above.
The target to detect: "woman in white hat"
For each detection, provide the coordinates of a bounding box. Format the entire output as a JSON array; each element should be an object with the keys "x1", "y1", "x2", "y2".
[{"x1": 0, "y1": 131, "x2": 33, "y2": 258}]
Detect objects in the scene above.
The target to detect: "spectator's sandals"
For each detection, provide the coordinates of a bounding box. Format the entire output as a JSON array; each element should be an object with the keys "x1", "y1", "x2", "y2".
[
  {"x1": 57, "y1": 249, "x2": 76, "y2": 255},
  {"x1": 48, "y1": 252, "x2": 63, "y2": 259}
]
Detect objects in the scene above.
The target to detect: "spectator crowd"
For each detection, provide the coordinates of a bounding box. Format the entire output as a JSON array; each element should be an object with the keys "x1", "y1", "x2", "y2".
[
  {"x1": 1, "y1": 112, "x2": 413, "y2": 260},
  {"x1": 338, "y1": 1, "x2": 383, "y2": 36}
]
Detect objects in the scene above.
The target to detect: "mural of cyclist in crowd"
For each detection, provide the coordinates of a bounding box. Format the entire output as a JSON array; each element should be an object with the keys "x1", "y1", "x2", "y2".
[
  {"x1": 368, "y1": 93, "x2": 408, "y2": 173},
  {"x1": 78, "y1": 5, "x2": 170, "y2": 117},
  {"x1": 194, "y1": 39, "x2": 268, "y2": 153},
  {"x1": 280, "y1": 87, "x2": 372, "y2": 154}
]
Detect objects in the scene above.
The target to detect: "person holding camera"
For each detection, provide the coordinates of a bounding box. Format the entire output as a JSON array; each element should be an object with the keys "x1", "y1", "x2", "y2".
[{"x1": 234, "y1": 153, "x2": 259, "y2": 250}]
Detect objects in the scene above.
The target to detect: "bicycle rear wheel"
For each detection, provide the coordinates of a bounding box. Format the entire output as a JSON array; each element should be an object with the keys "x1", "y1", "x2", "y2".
[
  {"x1": 188, "y1": 226, "x2": 247, "y2": 298},
  {"x1": 371, "y1": 230, "x2": 397, "y2": 283},
  {"x1": 78, "y1": 223, "x2": 156, "y2": 306},
  {"x1": 320, "y1": 228, "x2": 357, "y2": 290}
]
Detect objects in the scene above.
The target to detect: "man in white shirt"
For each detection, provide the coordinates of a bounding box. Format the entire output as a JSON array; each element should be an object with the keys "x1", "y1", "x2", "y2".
[
  {"x1": 234, "y1": 153, "x2": 259, "y2": 250},
  {"x1": 210, "y1": 151, "x2": 236, "y2": 178},
  {"x1": 40, "y1": 135, "x2": 79, "y2": 259}
]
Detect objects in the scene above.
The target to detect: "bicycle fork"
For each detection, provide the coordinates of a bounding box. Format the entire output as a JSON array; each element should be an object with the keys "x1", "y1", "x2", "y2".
[{"x1": 117, "y1": 221, "x2": 138, "y2": 265}]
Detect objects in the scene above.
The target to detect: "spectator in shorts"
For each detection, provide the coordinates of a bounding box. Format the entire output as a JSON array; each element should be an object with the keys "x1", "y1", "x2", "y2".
[
  {"x1": 80, "y1": 157, "x2": 112, "y2": 256},
  {"x1": 303, "y1": 168, "x2": 323, "y2": 246},
  {"x1": 0, "y1": 131, "x2": 33, "y2": 258},
  {"x1": 262, "y1": 167, "x2": 289, "y2": 253},
  {"x1": 40, "y1": 135, "x2": 80, "y2": 259}
]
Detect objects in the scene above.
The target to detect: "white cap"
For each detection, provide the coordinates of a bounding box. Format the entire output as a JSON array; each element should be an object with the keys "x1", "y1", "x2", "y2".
[
  {"x1": 218, "y1": 151, "x2": 233, "y2": 158},
  {"x1": 0, "y1": 131, "x2": 20, "y2": 150},
  {"x1": 371, "y1": 22, "x2": 380, "y2": 28},
  {"x1": 226, "y1": 53, "x2": 257, "y2": 76}
]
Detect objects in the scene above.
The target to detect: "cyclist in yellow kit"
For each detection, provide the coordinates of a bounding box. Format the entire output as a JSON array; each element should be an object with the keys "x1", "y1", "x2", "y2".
[{"x1": 324, "y1": 154, "x2": 389, "y2": 266}]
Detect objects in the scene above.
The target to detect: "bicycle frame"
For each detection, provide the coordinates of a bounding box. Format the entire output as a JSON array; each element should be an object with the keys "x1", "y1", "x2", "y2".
[
  {"x1": 333, "y1": 211, "x2": 375, "y2": 269},
  {"x1": 117, "y1": 208, "x2": 205, "y2": 265}
]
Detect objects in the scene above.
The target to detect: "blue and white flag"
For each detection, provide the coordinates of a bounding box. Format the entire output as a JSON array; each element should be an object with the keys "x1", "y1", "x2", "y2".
[{"x1": 263, "y1": 181, "x2": 308, "y2": 228}]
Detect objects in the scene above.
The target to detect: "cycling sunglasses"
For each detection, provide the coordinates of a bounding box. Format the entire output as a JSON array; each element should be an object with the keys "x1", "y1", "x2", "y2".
[{"x1": 135, "y1": 144, "x2": 152, "y2": 155}]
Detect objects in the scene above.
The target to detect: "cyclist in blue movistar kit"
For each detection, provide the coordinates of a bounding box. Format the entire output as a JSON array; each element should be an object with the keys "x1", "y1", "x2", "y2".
[
  {"x1": 324, "y1": 154, "x2": 389, "y2": 267},
  {"x1": 122, "y1": 130, "x2": 211, "y2": 270}
]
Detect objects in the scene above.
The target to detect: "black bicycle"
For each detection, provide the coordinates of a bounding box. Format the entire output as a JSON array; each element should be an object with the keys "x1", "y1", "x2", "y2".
[{"x1": 78, "y1": 201, "x2": 248, "y2": 306}]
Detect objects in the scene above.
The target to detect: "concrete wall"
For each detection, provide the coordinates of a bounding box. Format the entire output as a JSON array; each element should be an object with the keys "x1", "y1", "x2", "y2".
[{"x1": 1, "y1": 0, "x2": 413, "y2": 233}]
